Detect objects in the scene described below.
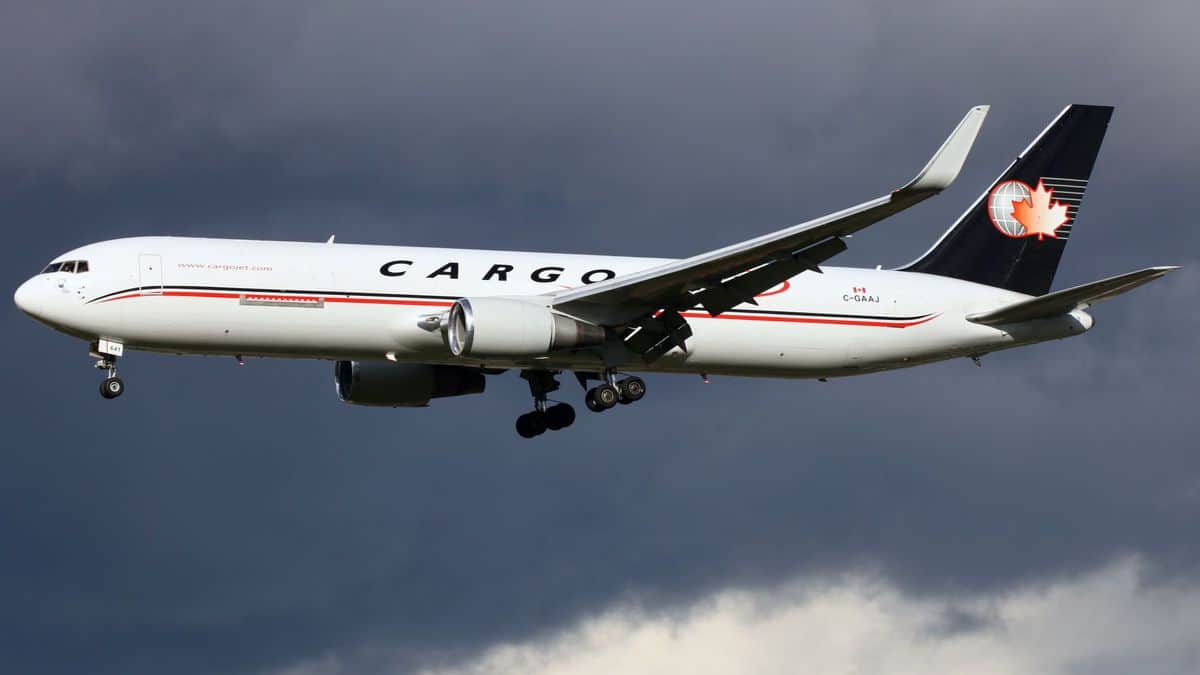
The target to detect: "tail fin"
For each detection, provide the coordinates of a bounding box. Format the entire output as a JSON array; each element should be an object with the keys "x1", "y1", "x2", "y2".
[{"x1": 901, "y1": 105, "x2": 1114, "y2": 296}]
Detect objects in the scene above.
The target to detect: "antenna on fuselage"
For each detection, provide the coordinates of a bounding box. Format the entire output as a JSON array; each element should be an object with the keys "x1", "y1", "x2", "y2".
[{"x1": 326, "y1": 234, "x2": 336, "y2": 244}]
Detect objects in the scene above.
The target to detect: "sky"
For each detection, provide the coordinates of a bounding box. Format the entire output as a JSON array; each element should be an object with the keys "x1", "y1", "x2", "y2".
[{"x1": 2, "y1": 1, "x2": 1198, "y2": 674}]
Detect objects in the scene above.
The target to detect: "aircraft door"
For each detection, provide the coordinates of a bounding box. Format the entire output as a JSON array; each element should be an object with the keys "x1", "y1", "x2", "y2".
[{"x1": 139, "y1": 254, "x2": 163, "y2": 294}]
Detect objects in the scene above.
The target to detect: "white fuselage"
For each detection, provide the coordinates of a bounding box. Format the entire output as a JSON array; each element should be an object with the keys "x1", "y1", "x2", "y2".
[{"x1": 14, "y1": 236, "x2": 1092, "y2": 378}]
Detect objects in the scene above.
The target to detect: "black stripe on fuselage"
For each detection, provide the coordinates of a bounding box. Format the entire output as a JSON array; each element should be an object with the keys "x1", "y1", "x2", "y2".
[{"x1": 710, "y1": 306, "x2": 933, "y2": 321}]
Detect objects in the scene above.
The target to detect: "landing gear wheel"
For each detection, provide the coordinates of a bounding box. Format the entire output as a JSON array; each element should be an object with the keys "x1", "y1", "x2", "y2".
[
  {"x1": 617, "y1": 376, "x2": 646, "y2": 404},
  {"x1": 545, "y1": 403, "x2": 576, "y2": 430},
  {"x1": 100, "y1": 377, "x2": 125, "y2": 399},
  {"x1": 515, "y1": 411, "x2": 548, "y2": 438},
  {"x1": 585, "y1": 390, "x2": 605, "y2": 412},
  {"x1": 587, "y1": 383, "x2": 620, "y2": 412}
]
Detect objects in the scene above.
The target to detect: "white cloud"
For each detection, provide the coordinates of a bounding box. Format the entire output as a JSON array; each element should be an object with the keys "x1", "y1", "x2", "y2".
[{"x1": 277, "y1": 557, "x2": 1200, "y2": 675}]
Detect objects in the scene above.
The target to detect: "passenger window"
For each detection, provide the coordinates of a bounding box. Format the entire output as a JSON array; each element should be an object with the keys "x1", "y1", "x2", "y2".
[
  {"x1": 59, "y1": 261, "x2": 76, "y2": 274},
  {"x1": 42, "y1": 262, "x2": 62, "y2": 274},
  {"x1": 76, "y1": 261, "x2": 89, "y2": 273}
]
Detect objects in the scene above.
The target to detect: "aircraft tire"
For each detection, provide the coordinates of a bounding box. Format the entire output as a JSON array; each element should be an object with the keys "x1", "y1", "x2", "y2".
[
  {"x1": 545, "y1": 403, "x2": 575, "y2": 430},
  {"x1": 100, "y1": 377, "x2": 124, "y2": 399},
  {"x1": 584, "y1": 390, "x2": 605, "y2": 413},
  {"x1": 592, "y1": 384, "x2": 619, "y2": 410},
  {"x1": 516, "y1": 411, "x2": 548, "y2": 438},
  {"x1": 617, "y1": 376, "x2": 645, "y2": 404}
]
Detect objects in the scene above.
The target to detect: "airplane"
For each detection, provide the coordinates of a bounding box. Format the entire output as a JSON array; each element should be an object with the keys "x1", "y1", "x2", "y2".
[{"x1": 13, "y1": 104, "x2": 1177, "y2": 438}]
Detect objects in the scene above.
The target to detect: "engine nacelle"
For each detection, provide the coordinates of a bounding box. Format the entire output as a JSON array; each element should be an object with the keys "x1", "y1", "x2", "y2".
[
  {"x1": 334, "y1": 361, "x2": 486, "y2": 407},
  {"x1": 445, "y1": 297, "x2": 605, "y2": 357}
]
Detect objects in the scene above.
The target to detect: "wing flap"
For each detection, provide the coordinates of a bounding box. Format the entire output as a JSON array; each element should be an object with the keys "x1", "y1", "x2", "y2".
[
  {"x1": 691, "y1": 236, "x2": 848, "y2": 316},
  {"x1": 967, "y1": 266, "x2": 1179, "y2": 326}
]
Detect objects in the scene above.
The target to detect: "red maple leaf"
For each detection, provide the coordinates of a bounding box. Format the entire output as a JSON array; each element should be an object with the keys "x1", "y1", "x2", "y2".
[{"x1": 1011, "y1": 179, "x2": 1069, "y2": 240}]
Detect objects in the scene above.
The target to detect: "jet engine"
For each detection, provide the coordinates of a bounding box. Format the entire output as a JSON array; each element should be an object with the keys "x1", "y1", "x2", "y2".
[
  {"x1": 334, "y1": 361, "x2": 486, "y2": 407},
  {"x1": 445, "y1": 297, "x2": 605, "y2": 357}
]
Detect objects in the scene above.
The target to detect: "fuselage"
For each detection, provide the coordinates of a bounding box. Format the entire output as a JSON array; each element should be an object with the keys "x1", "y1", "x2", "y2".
[{"x1": 13, "y1": 236, "x2": 1092, "y2": 378}]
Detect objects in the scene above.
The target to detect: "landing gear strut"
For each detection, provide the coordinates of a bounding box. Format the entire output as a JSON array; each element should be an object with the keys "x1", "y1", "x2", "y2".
[
  {"x1": 584, "y1": 369, "x2": 645, "y2": 412},
  {"x1": 516, "y1": 370, "x2": 575, "y2": 438}
]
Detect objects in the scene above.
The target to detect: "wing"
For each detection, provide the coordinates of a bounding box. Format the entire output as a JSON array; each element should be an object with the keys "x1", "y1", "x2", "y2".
[
  {"x1": 967, "y1": 266, "x2": 1179, "y2": 326},
  {"x1": 550, "y1": 105, "x2": 990, "y2": 330}
]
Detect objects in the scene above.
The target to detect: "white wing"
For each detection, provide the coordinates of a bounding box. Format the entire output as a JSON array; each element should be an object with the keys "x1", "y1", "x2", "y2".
[{"x1": 551, "y1": 105, "x2": 989, "y2": 328}]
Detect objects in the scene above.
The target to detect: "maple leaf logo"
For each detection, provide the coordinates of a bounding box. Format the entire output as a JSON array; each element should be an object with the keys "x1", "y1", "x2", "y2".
[{"x1": 1010, "y1": 179, "x2": 1069, "y2": 240}]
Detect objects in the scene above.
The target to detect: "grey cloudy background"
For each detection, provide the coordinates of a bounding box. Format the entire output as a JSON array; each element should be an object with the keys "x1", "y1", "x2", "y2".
[{"x1": 2, "y1": 1, "x2": 1198, "y2": 673}]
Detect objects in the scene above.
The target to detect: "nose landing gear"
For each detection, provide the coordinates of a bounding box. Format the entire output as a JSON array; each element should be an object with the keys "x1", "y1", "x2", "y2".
[{"x1": 90, "y1": 339, "x2": 125, "y2": 399}]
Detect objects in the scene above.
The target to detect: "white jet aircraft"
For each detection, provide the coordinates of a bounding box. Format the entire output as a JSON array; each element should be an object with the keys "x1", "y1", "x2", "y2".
[{"x1": 14, "y1": 104, "x2": 1177, "y2": 437}]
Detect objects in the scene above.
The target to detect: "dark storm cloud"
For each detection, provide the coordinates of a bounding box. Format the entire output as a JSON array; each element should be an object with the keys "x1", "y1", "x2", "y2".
[{"x1": 2, "y1": 1, "x2": 1198, "y2": 674}]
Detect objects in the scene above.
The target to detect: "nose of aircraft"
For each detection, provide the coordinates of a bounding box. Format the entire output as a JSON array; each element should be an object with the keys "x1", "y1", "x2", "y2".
[
  {"x1": 14, "y1": 272, "x2": 90, "y2": 331},
  {"x1": 13, "y1": 277, "x2": 37, "y2": 316},
  {"x1": 13, "y1": 276, "x2": 59, "y2": 322}
]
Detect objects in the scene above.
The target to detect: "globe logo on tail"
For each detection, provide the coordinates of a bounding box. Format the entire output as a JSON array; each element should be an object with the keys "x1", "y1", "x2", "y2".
[{"x1": 987, "y1": 179, "x2": 1070, "y2": 240}]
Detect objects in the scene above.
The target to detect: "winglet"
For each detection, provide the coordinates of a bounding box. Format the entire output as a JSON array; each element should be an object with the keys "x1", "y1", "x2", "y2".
[{"x1": 899, "y1": 105, "x2": 989, "y2": 194}]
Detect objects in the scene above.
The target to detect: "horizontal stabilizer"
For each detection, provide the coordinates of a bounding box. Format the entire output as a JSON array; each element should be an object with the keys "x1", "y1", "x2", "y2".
[{"x1": 967, "y1": 266, "x2": 1179, "y2": 325}]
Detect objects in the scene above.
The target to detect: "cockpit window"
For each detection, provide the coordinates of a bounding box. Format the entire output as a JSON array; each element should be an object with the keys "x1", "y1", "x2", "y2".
[{"x1": 40, "y1": 260, "x2": 89, "y2": 274}]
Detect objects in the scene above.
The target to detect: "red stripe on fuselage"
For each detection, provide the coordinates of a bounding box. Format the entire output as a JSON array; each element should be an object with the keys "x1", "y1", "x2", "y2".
[
  {"x1": 326, "y1": 297, "x2": 453, "y2": 307},
  {"x1": 96, "y1": 290, "x2": 936, "y2": 327},
  {"x1": 100, "y1": 291, "x2": 455, "y2": 308}
]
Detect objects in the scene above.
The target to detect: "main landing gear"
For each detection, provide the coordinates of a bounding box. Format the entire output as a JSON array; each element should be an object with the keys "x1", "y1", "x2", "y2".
[
  {"x1": 516, "y1": 370, "x2": 576, "y2": 438},
  {"x1": 514, "y1": 369, "x2": 648, "y2": 438},
  {"x1": 584, "y1": 370, "x2": 645, "y2": 413},
  {"x1": 91, "y1": 339, "x2": 126, "y2": 399}
]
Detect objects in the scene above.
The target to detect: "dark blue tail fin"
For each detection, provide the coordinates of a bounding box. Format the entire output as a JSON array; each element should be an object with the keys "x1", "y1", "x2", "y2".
[{"x1": 901, "y1": 105, "x2": 1113, "y2": 296}]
